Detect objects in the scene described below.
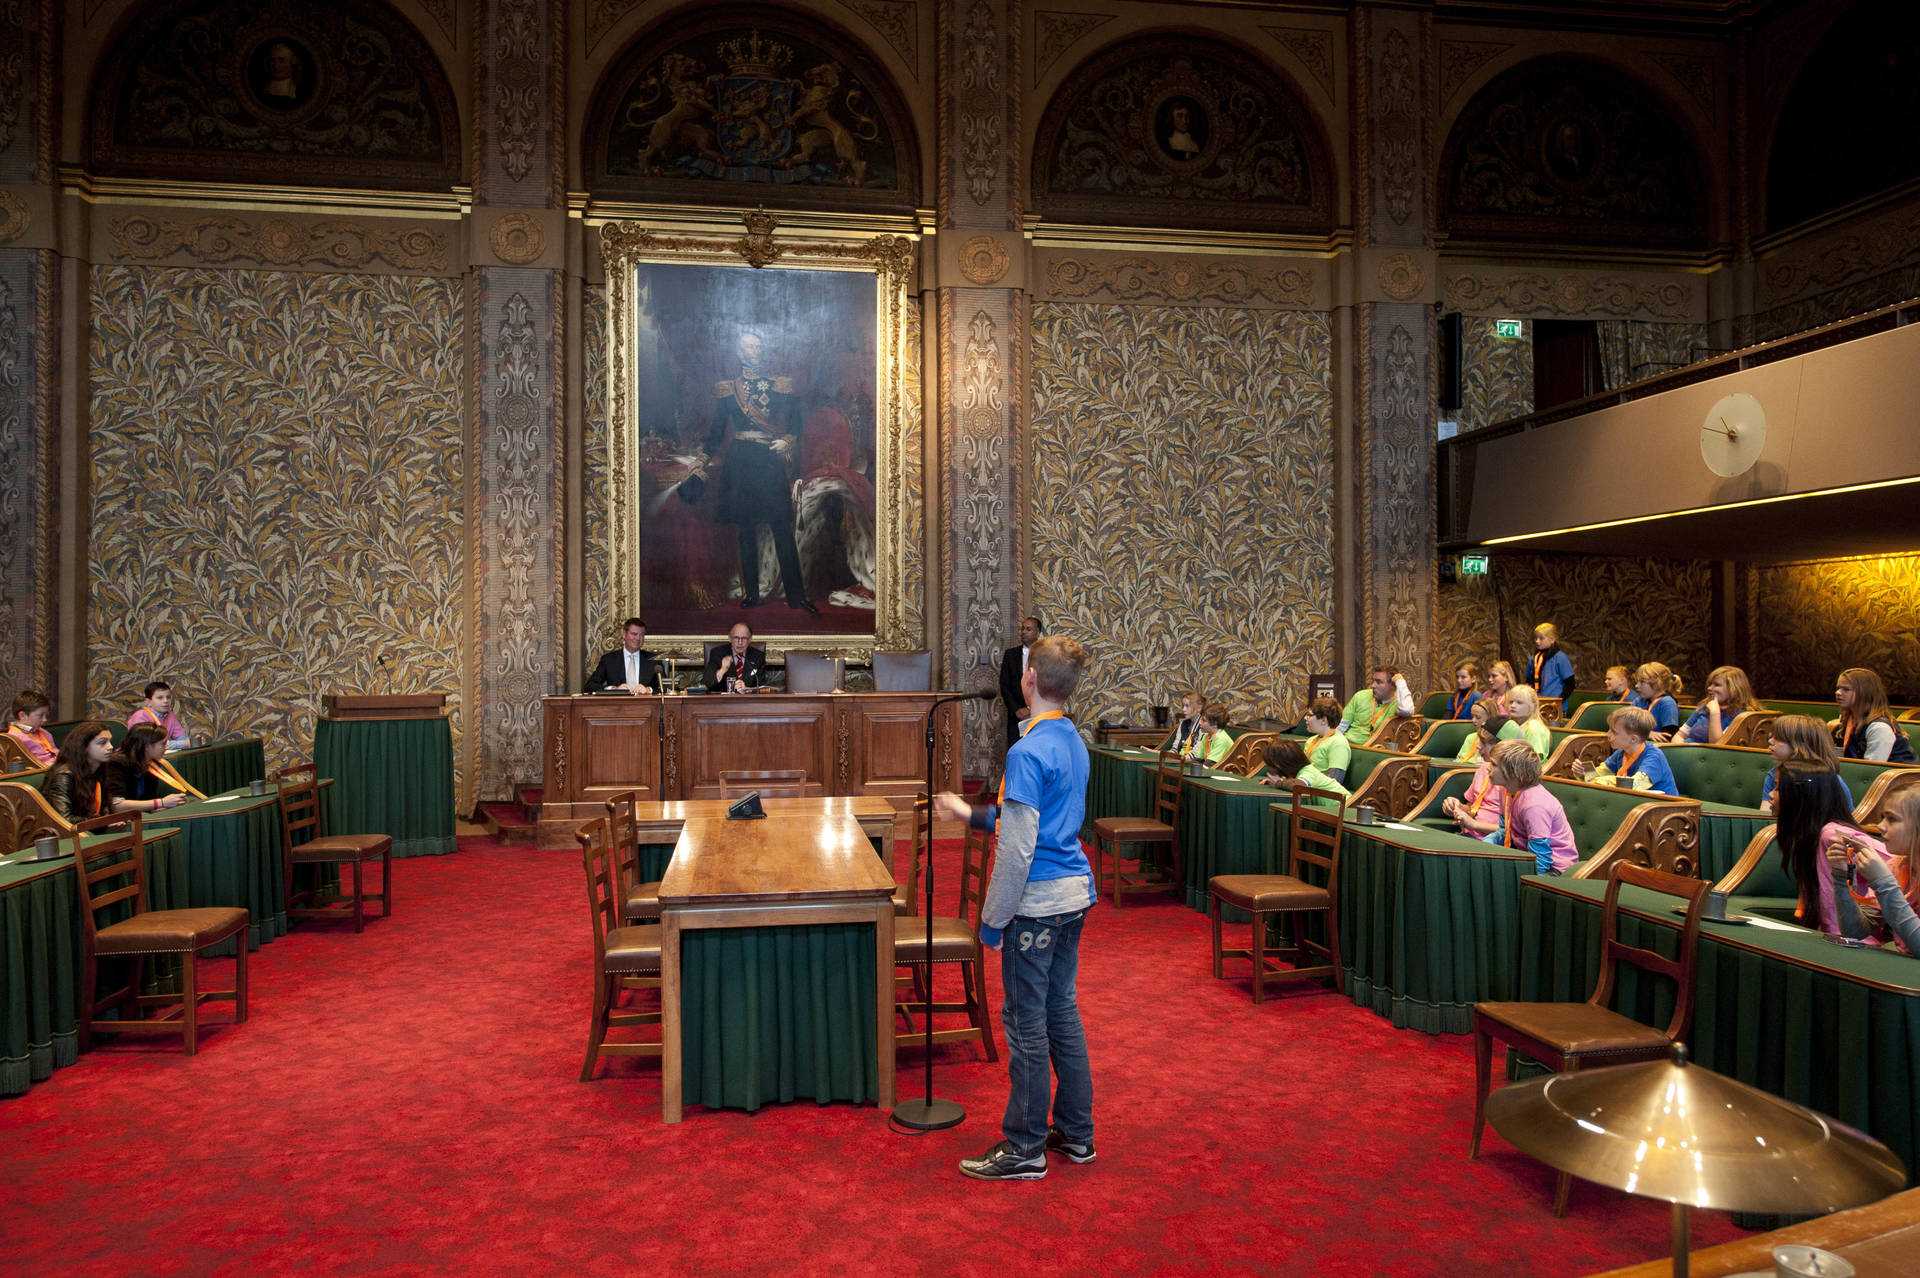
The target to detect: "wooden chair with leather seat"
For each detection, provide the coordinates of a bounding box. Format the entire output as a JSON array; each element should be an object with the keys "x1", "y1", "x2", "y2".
[
  {"x1": 718, "y1": 769, "x2": 805, "y2": 798},
  {"x1": 893, "y1": 819, "x2": 997, "y2": 1060},
  {"x1": 1091, "y1": 750, "x2": 1184, "y2": 906},
  {"x1": 275, "y1": 764, "x2": 392, "y2": 932},
  {"x1": 1207, "y1": 782, "x2": 1345, "y2": 1004},
  {"x1": 603, "y1": 789, "x2": 661, "y2": 925},
  {"x1": 1469, "y1": 860, "x2": 1710, "y2": 1216},
  {"x1": 70, "y1": 812, "x2": 250, "y2": 1056},
  {"x1": 577, "y1": 815, "x2": 662, "y2": 1081}
]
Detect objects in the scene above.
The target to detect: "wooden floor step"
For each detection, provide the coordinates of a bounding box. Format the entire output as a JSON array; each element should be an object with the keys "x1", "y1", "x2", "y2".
[{"x1": 481, "y1": 801, "x2": 536, "y2": 844}]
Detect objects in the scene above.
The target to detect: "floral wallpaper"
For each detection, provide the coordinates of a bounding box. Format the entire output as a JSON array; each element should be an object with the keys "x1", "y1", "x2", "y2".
[
  {"x1": 1029, "y1": 303, "x2": 1334, "y2": 727},
  {"x1": 1456, "y1": 316, "x2": 1532, "y2": 432},
  {"x1": 1751, "y1": 554, "x2": 1920, "y2": 702},
  {"x1": 582, "y1": 287, "x2": 923, "y2": 665},
  {"x1": 88, "y1": 266, "x2": 467, "y2": 802},
  {"x1": 1431, "y1": 553, "x2": 1713, "y2": 698}
]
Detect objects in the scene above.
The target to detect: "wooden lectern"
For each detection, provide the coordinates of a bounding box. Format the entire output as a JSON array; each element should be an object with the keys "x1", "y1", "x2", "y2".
[{"x1": 314, "y1": 692, "x2": 455, "y2": 858}]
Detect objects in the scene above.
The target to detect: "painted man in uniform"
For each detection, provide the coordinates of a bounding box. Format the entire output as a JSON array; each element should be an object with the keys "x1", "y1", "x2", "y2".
[{"x1": 704, "y1": 331, "x2": 819, "y2": 617}]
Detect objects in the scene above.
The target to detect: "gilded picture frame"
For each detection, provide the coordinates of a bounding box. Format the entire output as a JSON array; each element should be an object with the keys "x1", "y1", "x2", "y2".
[{"x1": 601, "y1": 217, "x2": 916, "y2": 660}]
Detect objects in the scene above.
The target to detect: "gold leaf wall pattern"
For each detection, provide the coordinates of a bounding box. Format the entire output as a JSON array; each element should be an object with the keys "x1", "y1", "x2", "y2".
[
  {"x1": 1029, "y1": 303, "x2": 1334, "y2": 727},
  {"x1": 88, "y1": 266, "x2": 467, "y2": 803},
  {"x1": 1752, "y1": 554, "x2": 1920, "y2": 702},
  {"x1": 1431, "y1": 553, "x2": 1712, "y2": 697}
]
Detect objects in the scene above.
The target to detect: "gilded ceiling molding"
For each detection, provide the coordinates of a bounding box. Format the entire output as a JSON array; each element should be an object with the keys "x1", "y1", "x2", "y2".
[
  {"x1": 958, "y1": 0, "x2": 1003, "y2": 207},
  {"x1": 960, "y1": 235, "x2": 1011, "y2": 285},
  {"x1": 108, "y1": 214, "x2": 449, "y2": 272},
  {"x1": 1035, "y1": 11, "x2": 1114, "y2": 86},
  {"x1": 0, "y1": 192, "x2": 28, "y2": 244},
  {"x1": 489, "y1": 212, "x2": 547, "y2": 263},
  {"x1": 1045, "y1": 255, "x2": 1313, "y2": 307},
  {"x1": 1438, "y1": 40, "x2": 1510, "y2": 106},
  {"x1": 1760, "y1": 199, "x2": 1920, "y2": 303},
  {"x1": 1443, "y1": 270, "x2": 1695, "y2": 320},
  {"x1": 847, "y1": 0, "x2": 918, "y2": 72},
  {"x1": 1260, "y1": 26, "x2": 1335, "y2": 101}
]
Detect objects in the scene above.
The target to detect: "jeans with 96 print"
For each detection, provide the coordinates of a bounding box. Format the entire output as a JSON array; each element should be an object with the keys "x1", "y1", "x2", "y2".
[{"x1": 997, "y1": 909, "x2": 1093, "y2": 1156}]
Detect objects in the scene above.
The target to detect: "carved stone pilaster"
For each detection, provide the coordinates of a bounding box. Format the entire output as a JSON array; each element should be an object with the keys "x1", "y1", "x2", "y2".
[
  {"x1": 1355, "y1": 5, "x2": 1430, "y2": 250},
  {"x1": 474, "y1": 0, "x2": 564, "y2": 207},
  {"x1": 469, "y1": 269, "x2": 564, "y2": 801},
  {"x1": 942, "y1": 0, "x2": 1021, "y2": 230},
  {"x1": 939, "y1": 290, "x2": 1025, "y2": 774},
  {"x1": 0, "y1": 251, "x2": 55, "y2": 701},
  {"x1": 1356, "y1": 303, "x2": 1435, "y2": 687}
]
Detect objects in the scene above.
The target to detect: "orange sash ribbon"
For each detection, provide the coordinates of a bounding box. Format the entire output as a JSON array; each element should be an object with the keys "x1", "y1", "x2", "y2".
[{"x1": 998, "y1": 710, "x2": 1067, "y2": 805}]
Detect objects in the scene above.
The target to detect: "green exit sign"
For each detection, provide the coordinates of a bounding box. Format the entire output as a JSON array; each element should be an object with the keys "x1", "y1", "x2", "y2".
[
  {"x1": 1460, "y1": 553, "x2": 1490, "y2": 576},
  {"x1": 1494, "y1": 319, "x2": 1524, "y2": 339}
]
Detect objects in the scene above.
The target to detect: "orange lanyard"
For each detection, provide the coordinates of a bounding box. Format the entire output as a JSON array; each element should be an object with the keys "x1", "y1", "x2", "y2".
[
  {"x1": 92, "y1": 779, "x2": 103, "y2": 814},
  {"x1": 1502, "y1": 794, "x2": 1519, "y2": 848},
  {"x1": 998, "y1": 711, "x2": 1066, "y2": 804},
  {"x1": 1839, "y1": 715, "x2": 1856, "y2": 751},
  {"x1": 10, "y1": 723, "x2": 52, "y2": 753},
  {"x1": 1531, "y1": 653, "x2": 1545, "y2": 685},
  {"x1": 1305, "y1": 732, "x2": 1332, "y2": 760},
  {"x1": 1617, "y1": 742, "x2": 1645, "y2": 778},
  {"x1": 1449, "y1": 691, "x2": 1473, "y2": 718},
  {"x1": 1464, "y1": 770, "x2": 1493, "y2": 815}
]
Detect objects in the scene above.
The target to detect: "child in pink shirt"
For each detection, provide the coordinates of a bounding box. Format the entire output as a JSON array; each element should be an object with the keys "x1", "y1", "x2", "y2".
[{"x1": 1489, "y1": 740, "x2": 1579, "y2": 874}]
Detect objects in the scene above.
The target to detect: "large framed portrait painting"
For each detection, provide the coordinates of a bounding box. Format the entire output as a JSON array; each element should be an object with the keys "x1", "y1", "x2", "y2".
[{"x1": 601, "y1": 221, "x2": 915, "y2": 652}]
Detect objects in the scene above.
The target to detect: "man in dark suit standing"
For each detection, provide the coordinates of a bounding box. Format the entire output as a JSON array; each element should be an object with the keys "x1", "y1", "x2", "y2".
[
  {"x1": 999, "y1": 616, "x2": 1042, "y2": 749},
  {"x1": 704, "y1": 331, "x2": 819, "y2": 617},
  {"x1": 585, "y1": 617, "x2": 662, "y2": 694},
  {"x1": 704, "y1": 621, "x2": 769, "y2": 693}
]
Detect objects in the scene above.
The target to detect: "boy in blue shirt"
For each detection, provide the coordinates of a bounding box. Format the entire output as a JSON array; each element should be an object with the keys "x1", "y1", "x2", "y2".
[
  {"x1": 1572, "y1": 705, "x2": 1679, "y2": 795},
  {"x1": 937, "y1": 634, "x2": 1095, "y2": 1181}
]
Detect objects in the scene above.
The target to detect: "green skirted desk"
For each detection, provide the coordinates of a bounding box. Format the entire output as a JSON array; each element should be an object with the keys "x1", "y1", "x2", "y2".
[
  {"x1": 658, "y1": 814, "x2": 895, "y2": 1122},
  {"x1": 1083, "y1": 746, "x2": 1276, "y2": 915},
  {"x1": 0, "y1": 828, "x2": 181, "y2": 1096},
  {"x1": 314, "y1": 714, "x2": 455, "y2": 858},
  {"x1": 0, "y1": 781, "x2": 333, "y2": 1098},
  {"x1": 1264, "y1": 806, "x2": 1536, "y2": 1034},
  {"x1": 1083, "y1": 744, "x2": 1161, "y2": 838},
  {"x1": 168, "y1": 738, "x2": 267, "y2": 796},
  {"x1": 1518, "y1": 874, "x2": 1920, "y2": 1186}
]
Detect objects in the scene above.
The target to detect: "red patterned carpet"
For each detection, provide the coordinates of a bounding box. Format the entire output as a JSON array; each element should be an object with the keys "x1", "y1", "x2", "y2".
[{"x1": 0, "y1": 837, "x2": 1743, "y2": 1276}]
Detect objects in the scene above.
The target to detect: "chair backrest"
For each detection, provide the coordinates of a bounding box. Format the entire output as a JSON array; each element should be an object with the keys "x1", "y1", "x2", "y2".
[
  {"x1": 1593, "y1": 860, "x2": 1709, "y2": 1042},
  {"x1": 897, "y1": 797, "x2": 930, "y2": 916},
  {"x1": 719, "y1": 769, "x2": 805, "y2": 798},
  {"x1": 785, "y1": 650, "x2": 839, "y2": 694},
  {"x1": 873, "y1": 650, "x2": 933, "y2": 693},
  {"x1": 274, "y1": 763, "x2": 325, "y2": 852},
  {"x1": 0, "y1": 780, "x2": 67, "y2": 850},
  {"x1": 1287, "y1": 783, "x2": 1346, "y2": 898},
  {"x1": 0, "y1": 733, "x2": 44, "y2": 773},
  {"x1": 68, "y1": 812, "x2": 147, "y2": 944},
  {"x1": 1152, "y1": 751, "x2": 1186, "y2": 828},
  {"x1": 602, "y1": 789, "x2": 644, "y2": 893},
  {"x1": 1411, "y1": 719, "x2": 1477, "y2": 760},
  {"x1": 1717, "y1": 709, "x2": 1778, "y2": 750},
  {"x1": 958, "y1": 822, "x2": 993, "y2": 926},
  {"x1": 1566, "y1": 700, "x2": 1624, "y2": 732},
  {"x1": 1217, "y1": 731, "x2": 1275, "y2": 777},
  {"x1": 576, "y1": 815, "x2": 621, "y2": 961}
]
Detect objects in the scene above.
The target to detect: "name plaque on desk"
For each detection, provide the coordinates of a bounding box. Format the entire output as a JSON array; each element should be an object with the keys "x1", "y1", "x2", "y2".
[{"x1": 321, "y1": 694, "x2": 448, "y2": 721}]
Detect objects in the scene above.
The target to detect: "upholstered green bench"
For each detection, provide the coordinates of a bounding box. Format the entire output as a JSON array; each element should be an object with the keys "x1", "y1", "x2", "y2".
[
  {"x1": 1404, "y1": 768, "x2": 1700, "y2": 879},
  {"x1": 1564, "y1": 699, "x2": 1624, "y2": 731},
  {"x1": 1412, "y1": 720, "x2": 1479, "y2": 782}
]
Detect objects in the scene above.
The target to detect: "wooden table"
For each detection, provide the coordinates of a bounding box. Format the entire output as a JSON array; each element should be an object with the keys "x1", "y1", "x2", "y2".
[
  {"x1": 1588, "y1": 1186, "x2": 1920, "y2": 1276},
  {"x1": 628, "y1": 795, "x2": 912, "y2": 871},
  {"x1": 536, "y1": 692, "x2": 960, "y2": 845},
  {"x1": 657, "y1": 813, "x2": 898, "y2": 1123}
]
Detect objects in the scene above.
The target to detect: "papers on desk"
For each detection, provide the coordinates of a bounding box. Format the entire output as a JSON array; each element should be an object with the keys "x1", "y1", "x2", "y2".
[
  {"x1": 1377, "y1": 821, "x2": 1419, "y2": 831},
  {"x1": 197, "y1": 795, "x2": 243, "y2": 804},
  {"x1": 1740, "y1": 914, "x2": 1806, "y2": 933}
]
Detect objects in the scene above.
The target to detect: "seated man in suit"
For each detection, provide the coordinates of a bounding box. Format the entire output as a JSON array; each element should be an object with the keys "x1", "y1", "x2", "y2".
[
  {"x1": 705, "y1": 621, "x2": 769, "y2": 693},
  {"x1": 585, "y1": 616, "x2": 662, "y2": 694}
]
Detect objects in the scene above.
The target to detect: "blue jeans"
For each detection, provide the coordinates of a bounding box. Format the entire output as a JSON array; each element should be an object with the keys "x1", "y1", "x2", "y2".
[{"x1": 998, "y1": 910, "x2": 1093, "y2": 1157}]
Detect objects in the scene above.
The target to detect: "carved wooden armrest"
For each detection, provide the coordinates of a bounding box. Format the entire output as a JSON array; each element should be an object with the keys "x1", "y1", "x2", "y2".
[
  {"x1": 0, "y1": 781, "x2": 73, "y2": 852},
  {"x1": 1351, "y1": 755, "x2": 1430, "y2": 820},
  {"x1": 1543, "y1": 732, "x2": 1609, "y2": 780},
  {"x1": 1570, "y1": 797, "x2": 1701, "y2": 881}
]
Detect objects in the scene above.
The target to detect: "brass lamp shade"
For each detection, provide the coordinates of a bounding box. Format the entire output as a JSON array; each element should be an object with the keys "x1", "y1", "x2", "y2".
[{"x1": 1486, "y1": 1047, "x2": 1905, "y2": 1216}]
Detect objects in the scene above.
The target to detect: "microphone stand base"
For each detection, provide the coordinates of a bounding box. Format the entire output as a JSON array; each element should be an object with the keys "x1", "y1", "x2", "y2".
[{"x1": 891, "y1": 1097, "x2": 965, "y2": 1131}]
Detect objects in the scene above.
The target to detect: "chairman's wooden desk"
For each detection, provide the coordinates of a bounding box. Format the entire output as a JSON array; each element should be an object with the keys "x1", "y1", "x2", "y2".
[
  {"x1": 658, "y1": 813, "x2": 897, "y2": 1123},
  {"x1": 537, "y1": 692, "x2": 961, "y2": 847}
]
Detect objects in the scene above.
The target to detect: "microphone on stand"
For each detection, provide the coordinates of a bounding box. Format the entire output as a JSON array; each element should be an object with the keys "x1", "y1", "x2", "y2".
[
  {"x1": 377, "y1": 654, "x2": 396, "y2": 696},
  {"x1": 892, "y1": 685, "x2": 996, "y2": 1134}
]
